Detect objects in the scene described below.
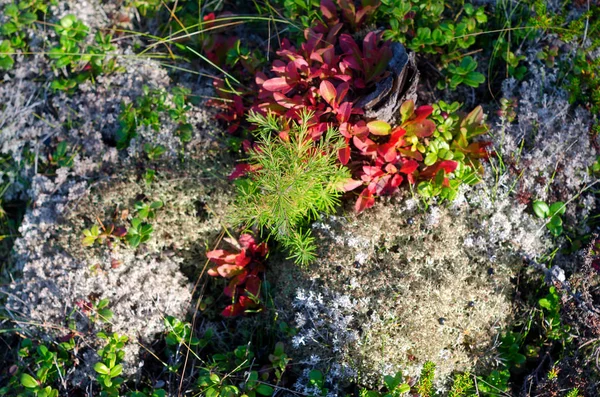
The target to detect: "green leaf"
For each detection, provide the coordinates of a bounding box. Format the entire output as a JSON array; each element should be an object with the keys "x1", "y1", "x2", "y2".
[
  {"x1": 150, "y1": 200, "x2": 163, "y2": 209},
  {"x1": 94, "y1": 362, "x2": 110, "y2": 375},
  {"x1": 533, "y1": 201, "x2": 550, "y2": 218},
  {"x1": 98, "y1": 309, "x2": 113, "y2": 321},
  {"x1": 549, "y1": 202, "x2": 566, "y2": 216},
  {"x1": 398, "y1": 384, "x2": 411, "y2": 393},
  {"x1": 548, "y1": 215, "x2": 563, "y2": 227},
  {"x1": 20, "y1": 373, "x2": 38, "y2": 389},
  {"x1": 109, "y1": 364, "x2": 123, "y2": 378},
  {"x1": 424, "y1": 153, "x2": 438, "y2": 166},
  {"x1": 127, "y1": 234, "x2": 141, "y2": 247},
  {"x1": 367, "y1": 120, "x2": 391, "y2": 136},
  {"x1": 256, "y1": 384, "x2": 274, "y2": 396},
  {"x1": 462, "y1": 71, "x2": 485, "y2": 87}
]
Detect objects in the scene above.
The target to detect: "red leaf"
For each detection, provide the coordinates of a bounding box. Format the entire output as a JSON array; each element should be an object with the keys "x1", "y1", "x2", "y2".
[
  {"x1": 319, "y1": 80, "x2": 337, "y2": 107},
  {"x1": 338, "y1": 145, "x2": 351, "y2": 165},
  {"x1": 235, "y1": 250, "x2": 252, "y2": 267},
  {"x1": 399, "y1": 159, "x2": 419, "y2": 175},
  {"x1": 342, "y1": 178, "x2": 363, "y2": 192},
  {"x1": 337, "y1": 102, "x2": 352, "y2": 123},
  {"x1": 320, "y1": 0, "x2": 338, "y2": 20},
  {"x1": 405, "y1": 119, "x2": 436, "y2": 137},
  {"x1": 222, "y1": 303, "x2": 245, "y2": 317},
  {"x1": 355, "y1": 188, "x2": 375, "y2": 214},
  {"x1": 263, "y1": 77, "x2": 291, "y2": 92},
  {"x1": 377, "y1": 142, "x2": 397, "y2": 162},
  {"x1": 414, "y1": 105, "x2": 433, "y2": 120},
  {"x1": 238, "y1": 234, "x2": 256, "y2": 250},
  {"x1": 229, "y1": 163, "x2": 251, "y2": 180},
  {"x1": 438, "y1": 160, "x2": 458, "y2": 173},
  {"x1": 217, "y1": 264, "x2": 244, "y2": 278},
  {"x1": 245, "y1": 275, "x2": 261, "y2": 296}
]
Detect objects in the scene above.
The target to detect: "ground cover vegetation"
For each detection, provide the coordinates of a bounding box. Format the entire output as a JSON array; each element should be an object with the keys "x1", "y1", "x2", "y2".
[{"x1": 0, "y1": 0, "x2": 599, "y2": 396}]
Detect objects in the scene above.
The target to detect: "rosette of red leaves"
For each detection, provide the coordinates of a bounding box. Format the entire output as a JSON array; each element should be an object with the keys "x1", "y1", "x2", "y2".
[{"x1": 206, "y1": 234, "x2": 268, "y2": 317}]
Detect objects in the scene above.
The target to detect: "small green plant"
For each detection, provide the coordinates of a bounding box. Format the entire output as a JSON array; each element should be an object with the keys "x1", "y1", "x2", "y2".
[
  {"x1": 538, "y1": 286, "x2": 572, "y2": 342},
  {"x1": 307, "y1": 370, "x2": 328, "y2": 396},
  {"x1": 197, "y1": 343, "x2": 282, "y2": 397},
  {"x1": 94, "y1": 333, "x2": 128, "y2": 397},
  {"x1": 498, "y1": 332, "x2": 526, "y2": 369},
  {"x1": 533, "y1": 200, "x2": 566, "y2": 236},
  {"x1": 143, "y1": 143, "x2": 166, "y2": 160},
  {"x1": 565, "y1": 388, "x2": 581, "y2": 397},
  {"x1": 116, "y1": 86, "x2": 194, "y2": 149},
  {"x1": 448, "y1": 372, "x2": 474, "y2": 397},
  {"x1": 417, "y1": 102, "x2": 488, "y2": 202},
  {"x1": 268, "y1": 342, "x2": 291, "y2": 384},
  {"x1": 0, "y1": 0, "x2": 52, "y2": 69},
  {"x1": 91, "y1": 298, "x2": 114, "y2": 323},
  {"x1": 82, "y1": 222, "x2": 127, "y2": 247},
  {"x1": 380, "y1": 0, "x2": 487, "y2": 90},
  {"x1": 134, "y1": 200, "x2": 163, "y2": 220},
  {"x1": 48, "y1": 141, "x2": 76, "y2": 168},
  {"x1": 17, "y1": 340, "x2": 69, "y2": 397},
  {"x1": 75, "y1": 297, "x2": 114, "y2": 323},
  {"x1": 416, "y1": 361, "x2": 436, "y2": 397},
  {"x1": 477, "y1": 368, "x2": 510, "y2": 395},
  {"x1": 232, "y1": 111, "x2": 351, "y2": 266},
  {"x1": 126, "y1": 217, "x2": 153, "y2": 248},
  {"x1": 442, "y1": 56, "x2": 486, "y2": 90},
  {"x1": 360, "y1": 371, "x2": 411, "y2": 397},
  {"x1": 0, "y1": 39, "x2": 15, "y2": 69}
]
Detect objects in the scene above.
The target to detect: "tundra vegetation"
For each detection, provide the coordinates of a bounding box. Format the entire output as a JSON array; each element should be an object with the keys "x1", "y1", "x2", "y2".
[{"x1": 0, "y1": 0, "x2": 599, "y2": 396}]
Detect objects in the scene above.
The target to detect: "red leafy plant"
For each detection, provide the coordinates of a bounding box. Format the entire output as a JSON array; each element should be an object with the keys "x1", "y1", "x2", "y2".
[
  {"x1": 206, "y1": 234, "x2": 268, "y2": 317},
  {"x1": 203, "y1": 2, "x2": 489, "y2": 214}
]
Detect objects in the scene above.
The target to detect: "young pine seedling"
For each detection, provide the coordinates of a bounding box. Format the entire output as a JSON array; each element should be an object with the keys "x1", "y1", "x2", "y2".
[{"x1": 232, "y1": 111, "x2": 351, "y2": 266}]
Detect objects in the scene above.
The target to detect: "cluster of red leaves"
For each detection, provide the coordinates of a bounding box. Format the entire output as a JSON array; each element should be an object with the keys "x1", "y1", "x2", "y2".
[
  {"x1": 206, "y1": 234, "x2": 268, "y2": 317},
  {"x1": 207, "y1": 0, "x2": 489, "y2": 214}
]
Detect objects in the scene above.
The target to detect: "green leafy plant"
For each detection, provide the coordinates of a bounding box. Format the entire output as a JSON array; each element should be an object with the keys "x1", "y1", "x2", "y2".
[
  {"x1": 477, "y1": 368, "x2": 510, "y2": 395},
  {"x1": 268, "y1": 342, "x2": 290, "y2": 385},
  {"x1": 379, "y1": 0, "x2": 488, "y2": 89},
  {"x1": 443, "y1": 56, "x2": 486, "y2": 90},
  {"x1": 232, "y1": 111, "x2": 351, "y2": 266},
  {"x1": 48, "y1": 141, "x2": 76, "y2": 168},
  {"x1": 75, "y1": 297, "x2": 114, "y2": 323},
  {"x1": 533, "y1": 200, "x2": 566, "y2": 236},
  {"x1": 360, "y1": 371, "x2": 410, "y2": 397},
  {"x1": 81, "y1": 222, "x2": 127, "y2": 247},
  {"x1": 0, "y1": 39, "x2": 15, "y2": 69},
  {"x1": 116, "y1": 86, "x2": 194, "y2": 149},
  {"x1": 126, "y1": 217, "x2": 153, "y2": 248},
  {"x1": 498, "y1": 332, "x2": 526, "y2": 369},
  {"x1": 538, "y1": 286, "x2": 572, "y2": 342},
  {"x1": 307, "y1": 370, "x2": 328, "y2": 396},
  {"x1": 143, "y1": 143, "x2": 166, "y2": 160},
  {"x1": 0, "y1": 0, "x2": 52, "y2": 69},
  {"x1": 416, "y1": 102, "x2": 489, "y2": 202},
  {"x1": 17, "y1": 340, "x2": 69, "y2": 397},
  {"x1": 134, "y1": 200, "x2": 163, "y2": 220},
  {"x1": 94, "y1": 333, "x2": 128, "y2": 397},
  {"x1": 197, "y1": 343, "x2": 283, "y2": 397}
]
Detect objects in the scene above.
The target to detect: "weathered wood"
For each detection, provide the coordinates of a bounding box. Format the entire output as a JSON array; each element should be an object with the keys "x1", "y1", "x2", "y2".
[{"x1": 356, "y1": 42, "x2": 419, "y2": 124}]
